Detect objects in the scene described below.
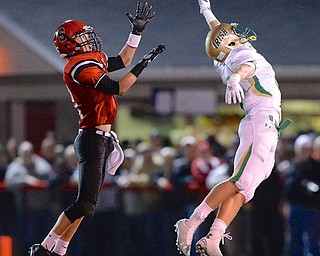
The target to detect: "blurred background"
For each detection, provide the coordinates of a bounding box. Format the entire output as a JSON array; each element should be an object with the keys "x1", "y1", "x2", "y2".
[{"x1": 0, "y1": 0, "x2": 319, "y2": 255}]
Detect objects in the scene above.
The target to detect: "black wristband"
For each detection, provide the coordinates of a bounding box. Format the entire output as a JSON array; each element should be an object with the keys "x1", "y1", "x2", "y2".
[
  {"x1": 132, "y1": 29, "x2": 142, "y2": 36},
  {"x1": 130, "y1": 61, "x2": 147, "y2": 78}
]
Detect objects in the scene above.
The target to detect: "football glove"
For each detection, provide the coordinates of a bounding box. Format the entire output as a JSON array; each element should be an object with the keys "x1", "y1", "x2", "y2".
[
  {"x1": 126, "y1": 2, "x2": 155, "y2": 35},
  {"x1": 198, "y1": 0, "x2": 211, "y2": 14},
  {"x1": 130, "y1": 44, "x2": 165, "y2": 77},
  {"x1": 130, "y1": 44, "x2": 166, "y2": 77},
  {"x1": 225, "y1": 74, "x2": 244, "y2": 104},
  {"x1": 140, "y1": 43, "x2": 165, "y2": 66}
]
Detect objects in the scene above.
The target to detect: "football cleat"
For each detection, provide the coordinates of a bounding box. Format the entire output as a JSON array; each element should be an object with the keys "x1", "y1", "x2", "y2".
[
  {"x1": 195, "y1": 230, "x2": 232, "y2": 256},
  {"x1": 28, "y1": 244, "x2": 50, "y2": 256},
  {"x1": 174, "y1": 219, "x2": 197, "y2": 256},
  {"x1": 51, "y1": 252, "x2": 64, "y2": 256}
]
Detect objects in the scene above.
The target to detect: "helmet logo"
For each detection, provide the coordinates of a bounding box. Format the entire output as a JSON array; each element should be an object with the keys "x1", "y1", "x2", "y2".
[
  {"x1": 57, "y1": 28, "x2": 67, "y2": 42},
  {"x1": 212, "y1": 28, "x2": 228, "y2": 49}
]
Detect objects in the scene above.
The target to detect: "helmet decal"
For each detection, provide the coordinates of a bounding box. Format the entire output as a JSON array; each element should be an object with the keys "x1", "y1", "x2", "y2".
[
  {"x1": 212, "y1": 27, "x2": 229, "y2": 49},
  {"x1": 56, "y1": 28, "x2": 68, "y2": 43}
]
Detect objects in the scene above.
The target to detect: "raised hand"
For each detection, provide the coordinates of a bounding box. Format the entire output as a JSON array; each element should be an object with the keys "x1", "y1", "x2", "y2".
[
  {"x1": 198, "y1": 0, "x2": 211, "y2": 13},
  {"x1": 130, "y1": 44, "x2": 165, "y2": 78},
  {"x1": 140, "y1": 44, "x2": 166, "y2": 66},
  {"x1": 126, "y1": 2, "x2": 155, "y2": 35}
]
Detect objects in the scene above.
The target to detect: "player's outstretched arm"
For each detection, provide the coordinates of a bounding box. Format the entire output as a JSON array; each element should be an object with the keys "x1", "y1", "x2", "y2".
[
  {"x1": 118, "y1": 44, "x2": 165, "y2": 96},
  {"x1": 197, "y1": 0, "x2": 220, "y2": 29},
  {"x1": 120, "y1": 2, "x2": 156, "y2": 67}
]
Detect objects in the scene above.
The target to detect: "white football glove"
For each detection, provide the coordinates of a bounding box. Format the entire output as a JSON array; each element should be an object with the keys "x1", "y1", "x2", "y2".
[
  {"x1": 198, "y1": 0, "x2": 211, "y2": 14},
  {"x1": 225, "y1": 74, "x2": 245, "y2": 104}
]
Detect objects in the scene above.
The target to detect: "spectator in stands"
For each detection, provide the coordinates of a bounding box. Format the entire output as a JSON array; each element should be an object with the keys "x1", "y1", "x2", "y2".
[
  {"x1": 132, "y1": 141, "x2": 163, "y2": 183},
  {"x1": 4, "y1": 141, "x2": 54, "y2": 187},
  {"x1": 0, "y1": 142, "x2": 12, "y2": 240},
  {"x1": 4, "y1": 141, "x2": 55, "y2": 253},
  {"x1": 171, "y1": 135, "x2": 198, "y2": 189},
  {"x1": 6, "y1": 137, "x2": 18, "y2": 164},
  {"x1": 283, "y1": 134, "x2": 320, "y2": 256},
  {"x1": 312, "y1": 135, "x2": 320, "y2": 160},
  {"x1": 39, "y1": 135, "x2": 65, "y2": 175},
  {"x1": 249, "y1": 166, "x2": 285, "y2": 256},
  {"x1": 65, "y1": 144, "x2": 80, "y2": 185},
  {"x1": 155, "y1": 146, "x2": 178, "y2": 191},
  {"x1": 115, "y1": 147, "x2": 149, "y2": 256},
  {"x1": 149, "y1": 128, "x2": 165, "y2": 153},
  {"x1": 191, "y1": 139, "x2": 224, "y2": 200},
  {"x1": 276, "y1": 136, "x2": 296, "y2": 182},
  {"x1": 171, "y1": 135, "x2": 199, "y2": 255},
  {"x1": 131, "y1": 141, "x2": 163, "y2": 255},
  {"x1": 40, "y1": 135, "x2": 68, "y2": 217},
  {"x1": 155, "y1": 146, "x2": 179, "y2": 255},
  {"x1": 0, "y1": 143, "x2": 8, "y2": 181},
  {"x1": 115, "y1": 148, "x2": 137, "y2": 188}
]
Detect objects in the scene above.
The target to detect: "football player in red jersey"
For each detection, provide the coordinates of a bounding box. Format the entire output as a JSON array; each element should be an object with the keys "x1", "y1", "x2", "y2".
[{"x1": 28, "y1": 2, "x2": 165, "y2": 256}]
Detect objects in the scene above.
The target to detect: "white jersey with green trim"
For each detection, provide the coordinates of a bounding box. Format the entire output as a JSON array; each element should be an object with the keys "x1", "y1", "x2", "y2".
[{"x1": 213, "y1": 45, "x2": 281, "y2": 116}]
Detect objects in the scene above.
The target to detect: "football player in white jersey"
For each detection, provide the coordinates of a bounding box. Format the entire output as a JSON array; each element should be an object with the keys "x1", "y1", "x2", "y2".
[{"x1": 175, "y1": 1, "x2": 290, "y2": 255}]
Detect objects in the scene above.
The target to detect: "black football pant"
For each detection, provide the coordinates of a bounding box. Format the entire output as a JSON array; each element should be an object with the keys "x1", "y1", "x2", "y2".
[{"x1": 64, "y1": 128, "x2": 114, "y2": 222}]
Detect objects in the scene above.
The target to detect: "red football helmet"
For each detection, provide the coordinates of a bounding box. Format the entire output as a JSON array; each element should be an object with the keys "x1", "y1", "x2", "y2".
[{"x1": 53, "y1": 20, "x2": 102, "y2": 58}]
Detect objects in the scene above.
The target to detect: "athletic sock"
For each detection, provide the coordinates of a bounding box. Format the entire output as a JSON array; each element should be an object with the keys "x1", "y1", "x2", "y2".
[
  {"x1": 53, "y1": 239, "x2": 69, "y2": 256},
  {"x1": 210, "y1": 218, "x2": 227, "y2": 232},
  {"x1": 209, "y1": 218, "x2": 229, "y2": 247},
  {"x1": 188, "y1": 202, "x2": 213, "y2": 226},
  {"x1": 41, "y1": 230, "x2": 60, "y2": 250}
]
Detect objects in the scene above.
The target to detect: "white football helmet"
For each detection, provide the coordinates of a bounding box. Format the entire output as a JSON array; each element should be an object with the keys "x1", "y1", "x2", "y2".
[{"x1": 205, "y1": 23, "x2": 257, "y2": 62}]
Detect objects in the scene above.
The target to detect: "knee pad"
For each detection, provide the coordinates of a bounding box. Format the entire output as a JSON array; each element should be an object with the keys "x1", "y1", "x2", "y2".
[
  {"x1": 81, "y1": 201, "x2": 95, "y2": 217},
  {"x1": 64, "y1": 200, "x2": 96, "y2": 222}
]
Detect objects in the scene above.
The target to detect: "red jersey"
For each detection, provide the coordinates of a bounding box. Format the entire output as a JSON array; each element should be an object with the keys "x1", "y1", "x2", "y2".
[{"x1": 63, "y1": 51, "x2": 118, "y2": 129}]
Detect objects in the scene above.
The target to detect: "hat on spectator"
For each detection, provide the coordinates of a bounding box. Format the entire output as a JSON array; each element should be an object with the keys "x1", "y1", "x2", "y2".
[
  {"x1": 159, "y1": 146, "x2": 178, "y2": 158},
  {"x1": 18, "y1": 141, "x2": 33, "y2": 155},
  {"x1": 124, "y1": 148, "x2": 136, "y2": 159},
  {"x1": 180, "y1": 135, "x2": 197, "y2": 147},
  {"x1": 136, "y1": 142, "x2": 152, "y2": 154},
  {"x1": 294, "y1": 134, "x2": 313, "y2": 153}
]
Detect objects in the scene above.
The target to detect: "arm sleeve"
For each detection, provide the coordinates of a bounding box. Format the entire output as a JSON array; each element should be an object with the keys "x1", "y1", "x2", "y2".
[
  {"x1": 107, "y1": 55, "x2": 125, "y2": 72},
  {"x1": 95, "y1": 74, "x2": 120, "y2": 95}
]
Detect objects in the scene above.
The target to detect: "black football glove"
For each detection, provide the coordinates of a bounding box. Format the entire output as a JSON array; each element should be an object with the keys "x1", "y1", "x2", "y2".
[
  {"x1": 140, "y1": 43, "x2": 166, "y2": 67},
  {"x1": 130, "y1": 44, "x2": 165, "y2": 77},
  {"x1": 126, "y1": 2, "x2": 155, "y2": 35}
]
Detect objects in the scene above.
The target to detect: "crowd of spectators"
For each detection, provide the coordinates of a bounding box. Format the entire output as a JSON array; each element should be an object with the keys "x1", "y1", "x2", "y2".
[{"x1": 0, "y1": 129, "x2": 320, "y2": 256}]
